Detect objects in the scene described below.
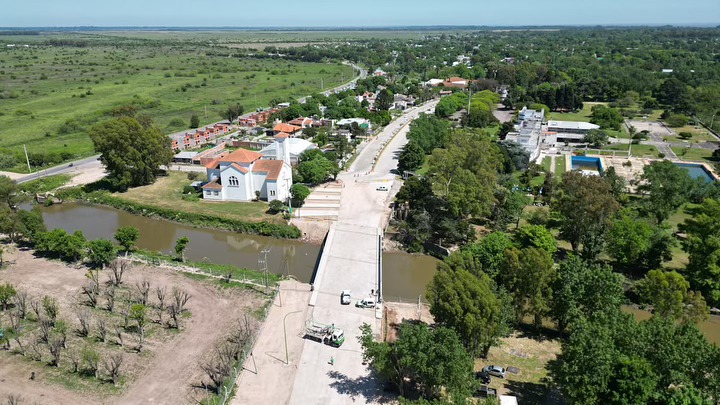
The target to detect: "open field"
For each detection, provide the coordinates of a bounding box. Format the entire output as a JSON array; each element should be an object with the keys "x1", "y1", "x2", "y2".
[
  {"x1": 661, "y1": 124, "x2": 718, "y2": 143},
  {"x1": 550, "y1": 102, "x2": 604, "y2": 123},
  {"x1": 541, "y1": 156, "x2": 552, "y2": 172},
  {"x1": 671, "y1": 146, "x2": 716, "y2": 162},
  {"x1": 85, "y1": 30, "x2": 463, "y2": 42},
  {"x1": 115, "y1": 171, "x2": 283, "y2": 224},
  {"x1": 553, "y1": 155, "x2": 566, "y2": 176},
  {"x1": 0, "y1": 245, "x2": 270, "y2": 404},
  {"x1": 0, "y1": 34, "x2": 354, "y2": 172}
]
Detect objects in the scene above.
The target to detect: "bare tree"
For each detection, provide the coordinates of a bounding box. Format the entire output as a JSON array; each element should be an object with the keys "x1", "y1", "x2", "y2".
[
  {"x1": 107, "y1": 259, "x2": 131, "y2": 286},
  {"x1": 38, "y1": 319, "x2": 51, "y2": 344},
  {"x1": 168, "y1": 304, "x2": 180, "y2": 329},
  {"x1": 28, "y1": 338, "x2": 42, "y2": 362},
  {"x1": 200, "y1": 344, "x2": 237, "y2": 394},
  {"x1": 55, "y1": 319, "x2": 68, "y2": 349},
  {"x1": 12, "y1": 289, "x2": 28, "y2": 319},
  {"x1": 114, "y1": 325, "x2": 124, "y2": 348},
  {"x1": 155, "y1": 286, "x2": 167, "y2": 324},
  {"x1": 97, "y1": 318, "x2": 108, "y2": 343},
  {"x1": 8, "y1": 313, "x2": 25, "y2": 355},
  {"x1": 227, "y1": 315, "x2": 256, "y2": 361},
  {"x1": 82, "y1": 270, "x2": 101, "y2": 308},
  {"x1": 5, "y1": 393, "x2": 23, "y2": 405},
  {"x1": 29, "y1": 297, "x2": 41, "y2": 320},
  {"x1": 105, "y1": 286, "x2": 116, "y2": 312},
  {"x1": 172, "y1": 288, "x2": 191, "y2": 313},
  {"x1": 103, "y1": 353, "x2": 123, "y2": 386},
  {"x1": 76, "y1": 308, "x2": 92, "y2": 337},
  {"x1": 135, "y1": 279, "x2": 151, "y2": 306},
  {"x1": 68, "y1": 347, "x2": 81, "y2": 373},
  {"x1": 48, "y1": 334, "x2": 63, "y2": 367}
]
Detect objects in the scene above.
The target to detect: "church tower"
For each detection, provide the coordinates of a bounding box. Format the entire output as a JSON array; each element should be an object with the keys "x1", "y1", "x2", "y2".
[{"x1": 275, "y1": 133, "x2": 291, "y2": 165}]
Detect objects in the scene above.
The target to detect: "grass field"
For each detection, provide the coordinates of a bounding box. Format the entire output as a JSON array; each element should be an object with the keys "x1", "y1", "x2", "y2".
[
  {"x1": 115, "y1": 171, "x2": 283, "y2": 224},
  {"x1": 554, "y1": 155, "x2": 566, "y2": 176},
  {"x1": 541, "y1": 156, "x2": 552, "y2": 172},
  {"x1": 551, "y1": 102, "x2": 606, "y2": 123},
  {"x1": 671, "y1": 147, "x2": 715, "y2": 162},
  {"x1": 662, "y1": 124, "x2": 718, "y2": 143},
  {"x1": 0, "y1": 34, "x2": 354, "y2": 172}
]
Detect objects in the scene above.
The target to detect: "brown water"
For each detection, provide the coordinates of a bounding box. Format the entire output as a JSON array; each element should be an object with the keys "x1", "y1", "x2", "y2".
[
  {"x1": 623, "y1": 306, "x2": 720, "y2": 346},
  {"x1": 38, "y1": 203, "x2": 439, "y2": 300}
]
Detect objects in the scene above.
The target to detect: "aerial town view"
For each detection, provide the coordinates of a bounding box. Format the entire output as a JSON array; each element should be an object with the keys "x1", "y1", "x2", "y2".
[{"x1": 1, "y1": 1, "x2": 720, "y2": 404}]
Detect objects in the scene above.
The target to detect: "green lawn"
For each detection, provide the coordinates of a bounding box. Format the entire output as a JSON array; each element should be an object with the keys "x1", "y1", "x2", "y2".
[
  {"x1": 551, "y1": 102, "x2": 607, "y2": 123},
  {"x1": 671, "y1": 147, "x2": 716, "y2": 162},
  {"x1": 662, "y1": 125, "x2": 718, "y2": 143},
  {"x1": 554, "y1": 155, "x2": 566, "y2": 176},
  {"x1": 542, "y1": 156, "x2": 552, "y2": 172},
  {"x1": 115, "y1": 171, "x2": 283, "y2": 224},
  {"x1": 18, "y1": 174, "x2": 72, "y2": 193},
  {"x1": 0, "y1": 34, "x2": 354, "y2": 172}
]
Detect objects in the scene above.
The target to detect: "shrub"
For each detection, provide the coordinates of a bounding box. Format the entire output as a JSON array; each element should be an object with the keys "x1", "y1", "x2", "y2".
[
  {"x1": 678, "y1": 132, "x2": 693, "y2": 140},
  {"x1": 181, "y1": 185, "x2": 196, "y2": 194},
  {"x1": 186, "y1": 172, "x2": 199, "y2": 181},
  {"x1": 268, "y1": 200, "x2": 285, "y2": 214},
  {"x1": 666, "y1": 114, "x2": 689, "y2": 128}
]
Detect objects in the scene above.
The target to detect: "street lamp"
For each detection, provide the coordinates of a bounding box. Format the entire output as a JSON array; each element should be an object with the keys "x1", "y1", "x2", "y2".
[{"x1": 283, "y1": 310, "x2": 303, "y2": 365}]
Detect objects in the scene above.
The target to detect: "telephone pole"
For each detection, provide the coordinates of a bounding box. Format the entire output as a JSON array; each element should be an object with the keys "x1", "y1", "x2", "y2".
[{"x1": 23, "y1": 144, "x2": 31, "y2": 173}]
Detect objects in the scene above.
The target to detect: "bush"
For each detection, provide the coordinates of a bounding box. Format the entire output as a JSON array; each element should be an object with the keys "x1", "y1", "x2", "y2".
[
  {"x1": 181, "y1": 185, "x2": 196, "y2": 194},
  {"x1": 666, "y1": 114, "x2": 689, "y2": 128},
  {"x1": 678, "y1": 132, "x2": 693, "y2": 140},
  {"x1": 268, "y1": 200, "x2": 285, "y2": 214},
  {"x1": 290, "y1": 184, "x2": 311, "y2": 207},
  {"x1": 187, "y1": 172, "x2": 200, "y2": 181}
]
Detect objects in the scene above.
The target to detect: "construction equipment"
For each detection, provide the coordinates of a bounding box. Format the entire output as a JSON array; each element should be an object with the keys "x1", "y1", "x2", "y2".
[{"x1": 303, "y1": 319, "x2": 345, "y2": 347}]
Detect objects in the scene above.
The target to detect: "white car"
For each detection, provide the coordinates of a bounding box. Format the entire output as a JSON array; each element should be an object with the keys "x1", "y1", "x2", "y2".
[
  {"x1": 355, "y1": 297, "x2": 377, "y2": 309},
  {"x1": 340, "y1": 290, "x2": 351, "y2": 305}
]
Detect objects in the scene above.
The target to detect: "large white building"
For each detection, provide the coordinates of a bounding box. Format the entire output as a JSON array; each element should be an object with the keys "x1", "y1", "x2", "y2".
[
  {"x1": 202, "y1": 134, "x2": 292, "y2": 202},
  {"x1": 505, "y1": 107, "x2": 545, "y2": 162},
  {"x1": 259, "y1": 137, "x2": 317, "y2": 165}
]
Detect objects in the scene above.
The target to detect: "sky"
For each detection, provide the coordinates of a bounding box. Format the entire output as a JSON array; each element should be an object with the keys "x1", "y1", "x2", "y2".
[{"x1": 2, "y1": 0, "x2": 719, "y2": 27}]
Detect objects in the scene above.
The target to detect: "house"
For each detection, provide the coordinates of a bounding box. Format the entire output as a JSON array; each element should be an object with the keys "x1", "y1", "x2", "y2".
[
  {"x1": 259, "y1": 137, "x2": 317, "y2": 165},
  {"x1": 288, "y1": 117, "x2": 315, "y2": 128},
  {"x1": 441, "y1": 77, "x2": 471, "y2": 89},
  {"x1": 373, "y1": 68, "x2": 387, "y2": 77},
  {"x1": 202, "y1": 134, "x2": 292, "y2": 202},
  {"x1": 273, "y1": 123, "x2": 303, "y2": 137},
  {"x1": 173, "y1": 151, "x2": 198, "y2": 164}
]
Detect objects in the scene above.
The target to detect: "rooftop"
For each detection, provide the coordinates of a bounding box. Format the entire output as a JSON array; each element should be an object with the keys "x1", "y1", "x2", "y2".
[{"x1": 547, "y1": 121, "x2": 600, "y2": 131}]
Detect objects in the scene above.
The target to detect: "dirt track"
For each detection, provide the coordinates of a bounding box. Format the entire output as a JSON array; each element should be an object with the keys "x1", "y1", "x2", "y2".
[{"x1": 0, "y1": 246, "x2": 264, "y2": 404}]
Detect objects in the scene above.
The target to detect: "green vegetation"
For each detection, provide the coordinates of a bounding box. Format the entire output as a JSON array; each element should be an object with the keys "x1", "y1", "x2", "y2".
[
  {"x1": 18, "y1": 174, "x2": 72, "y2": 194},
  {"x1": 0, "y1": 34, "x2": 354, "y2": 172},
  {"x1": 554, "y1": 155, "x2": 566, "y2": 175},
  {"x1": 671, "y1": 146, "x2": 715, "y2": 162}
]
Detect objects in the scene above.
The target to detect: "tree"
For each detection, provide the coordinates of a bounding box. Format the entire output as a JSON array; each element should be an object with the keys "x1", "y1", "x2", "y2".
[
  {"x1": 637, "y1": 160, "x2": 693, "y2": 224},
  {"x1": 103, "y1": 353, "x2": 123, "y2": 386},
  {"x1": 551, "y1": 255, "x2": 625, "y2": 332},
  {"x1": 498, "y1": 140, "x2": 531, "y2": 171},
  {"x1": 554, "y1": 171, "x2": 620, "y2": 255},
  {"x1": 426, "y1": 264, "x2": 507, "y2": 357},
  {"x1": 296, "y1": 150, "x2": 338, "y2": 185},
  {"x1": 398, "y1": 141, "x2": 425, "y2": 173},
  {"x1": 174, "y1": 236, "x2": 190, "y2": 262},
  {"x1": 602, "y1": 166, "x2": 627, "y2": 201},
  {"x1": 0, "y1": 283, "x2": 17, "y2": 311},
  {"x1": 89, "y1": 117, "x2": 173, "y2": 189},
  {"x1": 681, "y1": 198, "x2": 720, "y2": 305},
  {"x1": 224, "y1": 103, "x2": 244, "y2": 122},
  {"x1": 130, "y1": 304, "x2": 147, "y2": 352},
  {"x1": 583, "y1": 129, "x2": 609, "y2": 148},
  {"x1": 86, "y1": 239, "x2": 116, "y2": 269},
  {"x1": 502, "y1": 247, "x2": 555, "y2": 327},
  {"x1": 514, "y1": 225, "x2": 557, "y2": 255},
  {"x1": 666, "y1": 113, "x2": 689, "y2": 128},
  {"x1": 34, "y1": 229, "x2": 87, "y2": 262},
  {"x1": 636, "y1": 270, "x2": 707, "y2": 322},
  {"x1": 490, "y1": 186, "x2": 530, "y2": 230},
  {"x1": 606, "y1": 211, "x2": 675, "y2": 271},
  {"x1": 375, "y1": 88, "x2": 394, "y2": 111},
  {"x1": 590, "y1": 105, "x2": 624, "y2": 130},
  {"x1": 358, "y1": 321, "x2": 474, "y2": 400},
  {"x1": 190, "y1": 113, "x2": 200, "y2": 128},
  {"x1": 114, "y1": 226, "x2": 140, "y2": 256},
  {"x1": 600, "y1": 356, "x2": 659, "y2": 405},
  {"x1": 289, "y1": 183, "x2": 310, "y2": 208}
]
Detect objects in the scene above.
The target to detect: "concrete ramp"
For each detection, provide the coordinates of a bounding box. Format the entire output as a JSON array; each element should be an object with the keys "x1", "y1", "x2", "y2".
[{"x1": 294, "y1": 182, "x2": 343, "y2": 219}]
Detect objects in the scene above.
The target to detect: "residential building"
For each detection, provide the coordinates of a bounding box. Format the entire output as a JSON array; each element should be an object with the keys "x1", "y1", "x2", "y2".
[{"x1": 202, "y1": 134, "x2": 292, "y2": 202}]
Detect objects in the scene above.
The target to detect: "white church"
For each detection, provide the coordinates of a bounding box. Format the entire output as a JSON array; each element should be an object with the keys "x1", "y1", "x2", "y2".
[{"x1": 202, "y1": 133, "x2": 293, "y2": 202}]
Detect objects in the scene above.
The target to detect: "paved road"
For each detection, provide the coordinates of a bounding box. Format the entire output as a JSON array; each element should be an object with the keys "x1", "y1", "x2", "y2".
[
  {"x1": 287, "y1": 101, "x2": 438, "y2": 405},
  {"x1": 14, "y1": 155, "x2": 102, "y2": 184}
]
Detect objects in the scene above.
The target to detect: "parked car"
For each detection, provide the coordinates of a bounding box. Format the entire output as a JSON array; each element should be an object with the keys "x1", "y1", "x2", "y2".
[
  {"x1": 474, "y1": 384, "x2": 497, "y2": 398},
  {"x1": 355, "y1": 297, "x2": 377, "y2": 309},
  {"x1": 475, "y1": 371, "x2": 491, "y2": 384},
  {"x1": 482, "y1": 365, "x2": 506, "y2": 378},
  {"x1": 340, "y1": 290, "x2": 351, "y2": 305},
  {"x1": 376, "y1": 185, "x2": 389, "y2": 191}
]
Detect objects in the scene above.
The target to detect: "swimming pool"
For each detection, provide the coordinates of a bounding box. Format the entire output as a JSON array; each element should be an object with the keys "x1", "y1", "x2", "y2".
[
  {"x1": 673, "y1": 163, "x2": 717, "y2": 182},
  {"x1": 571, "y1": 156, "x2": 604, "y2": 173}
]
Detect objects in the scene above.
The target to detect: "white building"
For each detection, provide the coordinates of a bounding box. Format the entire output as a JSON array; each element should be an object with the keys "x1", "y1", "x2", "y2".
[
  {"x1": 546, "y1": 120, "x2": 600, "y2": 144},
  {"x1": 259, "y1": 137, "x2": 317, "y2": 165},
  {"x1": 202, "y1": 134, "x2": 292, "y2": 202},
  {"x1": 505, "y1": 107, "x2": 545, "y2": 162}
]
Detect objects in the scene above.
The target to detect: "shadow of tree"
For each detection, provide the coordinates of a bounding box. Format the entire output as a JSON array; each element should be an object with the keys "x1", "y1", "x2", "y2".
[
  {"x1": 327, "y1": 370, "x2": 395, "y2": 403},
  {"x1": 504, "y1": 378, "x2": 565, "y2": 405}
]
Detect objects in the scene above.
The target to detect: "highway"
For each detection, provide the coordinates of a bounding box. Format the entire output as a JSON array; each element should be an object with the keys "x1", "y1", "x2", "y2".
[{"x1": 14, "y1": 155, "x2": 102, "y2": 184}]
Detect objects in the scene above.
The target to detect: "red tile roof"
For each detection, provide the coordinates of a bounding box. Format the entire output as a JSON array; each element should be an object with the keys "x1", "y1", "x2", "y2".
[
  {"x1": 275, "y1": 132, "x2": 290, "y2": 139},
  {"x1": 273, "y1": 123, "x2": 302, "y2": 133},
  {"x1": 201, "y1": 179, "x2": 223, "y2": 190},
  {"x1": 229, "y1": 163, "x2": 249, "y2": 173},
  {"x1": 204, "y1": 148, "x2": 262, "y2": 169},
  {"x1": 252, "y1": 160, "x2": 284, "y2": 181}
]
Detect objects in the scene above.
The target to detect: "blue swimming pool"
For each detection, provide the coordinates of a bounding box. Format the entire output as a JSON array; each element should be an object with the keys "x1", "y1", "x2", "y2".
[
  {"x1": 571, "y1": 156, "x2": 604, "y2": 173},
  {"x1": 674, "y1": 163, "x2": 717, "y2": 182}
]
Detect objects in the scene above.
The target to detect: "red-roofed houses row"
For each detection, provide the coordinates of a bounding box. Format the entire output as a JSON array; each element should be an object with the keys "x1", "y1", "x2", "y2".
[{"x1": 170, "y1": 122, "x2": 231, "y2": 151}]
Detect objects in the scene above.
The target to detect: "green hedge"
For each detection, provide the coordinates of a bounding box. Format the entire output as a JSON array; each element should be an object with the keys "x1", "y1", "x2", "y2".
[{"x1": 56, "y1": 188, "x2": 301, "y2": 239}]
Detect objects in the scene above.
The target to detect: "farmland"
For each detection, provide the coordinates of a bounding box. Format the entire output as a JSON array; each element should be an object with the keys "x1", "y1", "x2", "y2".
[{"x1": 0, "y1": 33, "x2": 354, "y2": 172}]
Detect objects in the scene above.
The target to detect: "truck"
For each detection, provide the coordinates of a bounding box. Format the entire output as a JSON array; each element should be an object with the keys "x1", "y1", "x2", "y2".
[{"x1": 303, "y1": 319, "x2": 345, "y2": 347}]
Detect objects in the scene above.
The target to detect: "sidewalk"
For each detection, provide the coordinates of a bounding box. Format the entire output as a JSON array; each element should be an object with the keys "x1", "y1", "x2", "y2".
[{"x1": 230, "y1": 279, "x2": 312, "y2": 405}]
